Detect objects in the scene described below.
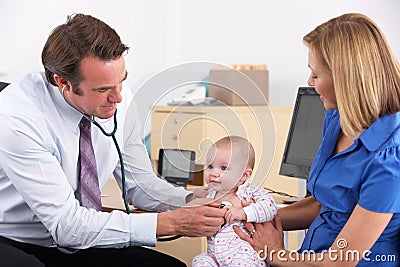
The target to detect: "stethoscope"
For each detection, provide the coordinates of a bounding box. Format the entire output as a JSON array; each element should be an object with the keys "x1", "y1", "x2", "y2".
[
  {"x1": 61, "y1": 85, "x2": 130, "y2": 214},
  {"x1": 61, "y1": 85, "x2": 182, "y2": 241},
  {"x1": 92, "y1": 111, "x2": 132, "y2": 214}
]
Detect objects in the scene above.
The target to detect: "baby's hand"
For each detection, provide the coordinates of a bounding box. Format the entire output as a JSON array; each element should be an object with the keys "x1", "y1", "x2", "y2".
[{"x1": 225, "y1": 206, "x2": 247, "y2": 224}]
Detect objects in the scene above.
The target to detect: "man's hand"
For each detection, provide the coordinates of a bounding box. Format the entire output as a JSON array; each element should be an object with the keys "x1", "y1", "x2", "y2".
[{"x1": 157, "y1": 204, "x2": 226, "y2": 237}]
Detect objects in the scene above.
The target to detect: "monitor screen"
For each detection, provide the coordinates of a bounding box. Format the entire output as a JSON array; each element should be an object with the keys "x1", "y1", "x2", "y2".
[
  {"x1": 157, "y1": 149, "x2": 195, "y2": 187},
  {"x1": 0, "y1": 82, "x2": 9, "y2": 91},
  {"x1": 279, "y1": 87, "x2": 325, "y2": 179}
]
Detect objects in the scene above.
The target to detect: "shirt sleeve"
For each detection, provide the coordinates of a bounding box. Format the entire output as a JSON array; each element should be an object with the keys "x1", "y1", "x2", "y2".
[
  {"x1": 358, "y1": 146, "x2": 400, "y2": 213},
  {"x1": 242, "y1": 186, "x2": 278, "y2": 223}
]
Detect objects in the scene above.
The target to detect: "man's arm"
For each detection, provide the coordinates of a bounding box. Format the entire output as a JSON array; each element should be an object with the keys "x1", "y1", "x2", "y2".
[{"x1": 0, "y1": 113, "x2": 168, "y2": 249}]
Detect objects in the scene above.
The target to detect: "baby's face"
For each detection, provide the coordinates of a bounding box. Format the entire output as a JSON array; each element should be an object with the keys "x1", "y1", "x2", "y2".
[{"x1": 205, "y1": 144, "x2": 249, "y2": 194}]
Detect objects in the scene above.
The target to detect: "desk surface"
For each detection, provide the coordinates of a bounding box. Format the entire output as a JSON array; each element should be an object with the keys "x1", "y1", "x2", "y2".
[{"x1": 101, "y1": 179, "x2": 134, "y2": 212}]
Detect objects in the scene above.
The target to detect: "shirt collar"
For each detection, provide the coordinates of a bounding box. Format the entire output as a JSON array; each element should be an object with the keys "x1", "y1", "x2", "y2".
[
  {"x1": 48, "y1": 82, "x2": 83, "y2": 132},
  {"x1": 359, "y1": 112, "x2": 400, "y2": 151}
]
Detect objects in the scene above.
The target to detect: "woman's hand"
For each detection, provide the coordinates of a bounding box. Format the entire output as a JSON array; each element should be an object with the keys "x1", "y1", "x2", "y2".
[{"x1": 233, "y1": 215, "x2": 286, "y2": 264}]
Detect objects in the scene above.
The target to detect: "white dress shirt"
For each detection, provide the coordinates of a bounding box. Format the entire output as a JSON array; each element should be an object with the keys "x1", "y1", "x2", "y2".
[{"x1": 0, "y1": 72, "x2": 190, "y2": 249}]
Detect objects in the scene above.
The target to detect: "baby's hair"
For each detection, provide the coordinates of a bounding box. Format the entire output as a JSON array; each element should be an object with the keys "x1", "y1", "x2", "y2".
[{"x1": 214, "y1": 136, "x2": 255, "y2": 169}]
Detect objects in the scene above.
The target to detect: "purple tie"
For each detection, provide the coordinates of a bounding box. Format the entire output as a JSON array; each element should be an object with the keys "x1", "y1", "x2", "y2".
[{"x1": 79, "y1": 117, "x2": 102, "y2": 211}]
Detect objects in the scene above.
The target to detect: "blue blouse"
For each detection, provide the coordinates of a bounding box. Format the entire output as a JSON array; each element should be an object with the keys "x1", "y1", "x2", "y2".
[{"x1": 301, "y1": 110, "x2": 400, "y2": 266}]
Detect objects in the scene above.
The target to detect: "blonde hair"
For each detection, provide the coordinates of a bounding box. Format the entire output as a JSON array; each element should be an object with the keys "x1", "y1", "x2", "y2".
[
  {"x1": 214, "y1": 136, "x2": 255, "y2": 169},
  {"x1": 303, "y1": 13, "x2": 400, "y2": 137}
]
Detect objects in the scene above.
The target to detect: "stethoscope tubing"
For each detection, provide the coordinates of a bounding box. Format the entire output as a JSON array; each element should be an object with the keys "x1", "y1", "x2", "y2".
[
  {"x1": 91, "y1": 110, "x2": 130, "y2": 214},
  {"x1": 62, "y1": 85, "x2": 130, "y2": 214}
]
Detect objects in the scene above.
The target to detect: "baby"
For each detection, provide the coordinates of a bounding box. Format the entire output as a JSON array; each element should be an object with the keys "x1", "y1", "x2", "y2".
[{"x1": 191, "y1": 136, "x2": 277, "y2": 267}]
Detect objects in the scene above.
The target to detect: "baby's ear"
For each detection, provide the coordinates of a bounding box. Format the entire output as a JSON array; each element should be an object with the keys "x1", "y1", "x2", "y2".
[{"x1": 240, "y1": 168, "x2": 253, "y2": 182}]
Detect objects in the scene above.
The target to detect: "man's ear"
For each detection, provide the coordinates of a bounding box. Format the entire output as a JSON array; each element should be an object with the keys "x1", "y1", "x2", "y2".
[{"x1": 53, "y1": 74, "x2": 69, "y2": 91}]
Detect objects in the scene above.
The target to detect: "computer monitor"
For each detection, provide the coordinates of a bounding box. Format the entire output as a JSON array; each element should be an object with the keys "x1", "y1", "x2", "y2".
[
  {"x1": 279, "y1": 87, "x2": 325, "y2": 180},
  {"x1": 157, "y1": 149, "x2": 195, "y2": 187},
  {"x1": 0, "y1": 82, "x2": 10, "y2": 91}
]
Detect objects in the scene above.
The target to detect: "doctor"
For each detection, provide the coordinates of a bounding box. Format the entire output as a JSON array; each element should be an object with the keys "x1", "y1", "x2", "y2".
[{"x1": 0, "y1": 14, "x2": 225, "y2": 267}]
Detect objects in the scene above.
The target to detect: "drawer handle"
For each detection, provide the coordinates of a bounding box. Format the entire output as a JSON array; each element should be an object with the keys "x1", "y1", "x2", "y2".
[
  {"x1": 174, "y1": 118, "x2": 179, "y2": 124},
  {"x1": 171, "y1": 134, "x2": 178, "y2": 140}
]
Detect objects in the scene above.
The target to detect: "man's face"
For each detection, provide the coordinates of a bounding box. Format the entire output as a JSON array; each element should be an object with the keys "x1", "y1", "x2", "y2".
[{"x1": 66, "y1": 56, "x2": 127, "y2": 119}]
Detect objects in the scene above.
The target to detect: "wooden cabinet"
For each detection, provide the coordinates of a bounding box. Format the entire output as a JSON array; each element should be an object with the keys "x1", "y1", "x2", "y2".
[
  {"x1": 150, "y1": 106, "x2": 305, "y2": 195},
  {"x1": 153, "y1": 236, "x2": 206, "y2": 266},
  {"x1": 150, "y1": 105, "x2": 277, "y2": 186}
]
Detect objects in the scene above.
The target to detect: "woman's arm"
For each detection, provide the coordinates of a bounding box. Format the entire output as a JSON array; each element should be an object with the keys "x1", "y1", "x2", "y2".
[
  {"x1": 279, "y1": 196, "x2": 321, "y2": 231},
  {"x1": 234, "y1": 204, "x2": 392, "y2": 267},
  {"x1": 327, "y1": 205, "x2": 392, "y2": 266}
]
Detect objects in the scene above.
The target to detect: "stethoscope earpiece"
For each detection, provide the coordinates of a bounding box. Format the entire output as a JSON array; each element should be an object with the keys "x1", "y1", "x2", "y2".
[{"x1": 61, "y1": 84, "x2": 68, "y2": 97}]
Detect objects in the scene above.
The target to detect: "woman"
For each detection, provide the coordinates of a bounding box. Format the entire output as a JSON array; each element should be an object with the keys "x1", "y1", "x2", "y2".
[{"x1": 234, "y1": 13, "x2": 400, "y2": 266}]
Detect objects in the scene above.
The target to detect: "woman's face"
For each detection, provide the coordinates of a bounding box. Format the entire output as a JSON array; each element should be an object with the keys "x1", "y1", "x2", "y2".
[{"x1": 307, "y1": 50, "x2": 337, "y2": 110}]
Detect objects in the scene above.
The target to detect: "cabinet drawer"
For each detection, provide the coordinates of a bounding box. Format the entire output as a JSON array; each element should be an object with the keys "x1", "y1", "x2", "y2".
[
  {"x1": 150, "y1": 106, "x2": 272, "y2": 166},
  {"x1": 151, "y1": 111, "x2": 206, "y2": 162}
]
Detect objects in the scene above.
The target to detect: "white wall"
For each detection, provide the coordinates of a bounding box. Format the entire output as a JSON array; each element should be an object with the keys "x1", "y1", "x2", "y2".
[{"x1": 1, "y1": 0, "x2": 399, "y2": 126}]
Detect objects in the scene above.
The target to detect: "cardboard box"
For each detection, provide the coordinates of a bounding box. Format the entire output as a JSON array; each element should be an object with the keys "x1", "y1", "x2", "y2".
[{"x1": 208, "y1": 66, "x2": 269, "y2": 105}]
